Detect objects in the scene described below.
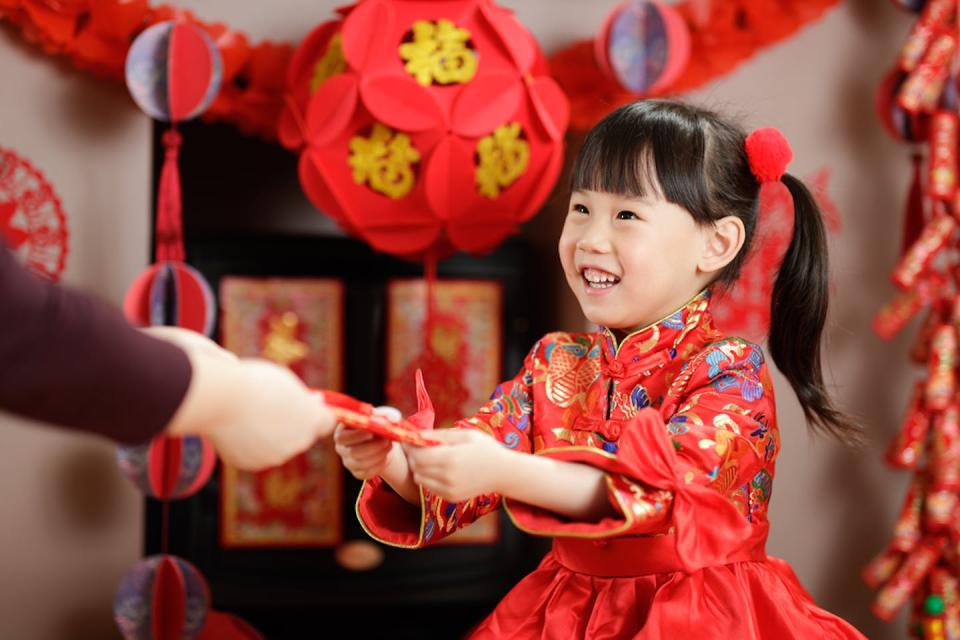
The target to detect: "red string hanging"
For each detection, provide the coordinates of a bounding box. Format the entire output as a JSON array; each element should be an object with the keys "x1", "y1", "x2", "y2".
[{"x1": 155, "y1": 128, "x2": 185, "y2": 262}]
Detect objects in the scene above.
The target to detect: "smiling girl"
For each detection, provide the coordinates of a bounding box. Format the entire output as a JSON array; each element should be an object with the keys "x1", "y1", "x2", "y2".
[{"x1": 335, "y1": 99, "x2": 865, "y2": 639}]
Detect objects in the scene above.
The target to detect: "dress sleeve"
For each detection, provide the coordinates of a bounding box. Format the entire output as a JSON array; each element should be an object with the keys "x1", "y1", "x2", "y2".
[
  {"x1": 356, "y1": 343, "x2": 538, "y2": 548},
  {"x1": 0, "y1": 240, "x2": 192, "y2": 444},
  {"x1": 504, "y1": 339, "x2": 776, "y2": 546}
]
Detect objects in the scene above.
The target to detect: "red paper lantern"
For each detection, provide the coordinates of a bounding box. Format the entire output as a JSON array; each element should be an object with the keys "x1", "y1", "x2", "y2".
[
  {"x1": 123, "y1": 261, "x2": 216, "y2": 336},
  {"x1": 595, "y1": 0, "x2": 691, "y2": 95},
  {"x1": 114, "y1": 554, "x2": 210, "y2": 640},
  {"x1": 124, "y1": 20, "x2": 220, "y2": 336},
  {"x1": 117, "y1": 435, "x2": 217, "y2": 501},
  {"x1": 125, "y1": 20, "x2": 223, "y2": 122},
  {"x1": 279, "y1": 0, "x2": 569, "y2": 259}
]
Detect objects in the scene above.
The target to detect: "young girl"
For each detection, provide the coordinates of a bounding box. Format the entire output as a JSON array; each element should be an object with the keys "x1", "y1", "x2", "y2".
[{"x1": 334, "y1": 99, "x2": 865, "y2": 638}]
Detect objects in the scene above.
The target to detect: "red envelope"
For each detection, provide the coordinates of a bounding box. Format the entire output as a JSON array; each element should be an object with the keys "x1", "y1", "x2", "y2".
[{"x1": 321, "y1": 390, "x2": 440, "y2": 447}]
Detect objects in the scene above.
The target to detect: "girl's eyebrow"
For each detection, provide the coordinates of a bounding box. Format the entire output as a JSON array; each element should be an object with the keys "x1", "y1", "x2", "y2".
[{"x1": 616, "y1": 195, "x2": 655, "y2": 206}]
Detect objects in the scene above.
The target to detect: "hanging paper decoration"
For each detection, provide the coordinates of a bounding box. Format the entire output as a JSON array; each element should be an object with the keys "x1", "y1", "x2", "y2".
[
  {"x1": 866, "y1": 2, "x2": 960, "y2": 636},
  {"x1": 549, "y1": 0, "x2": 842, "y2": 132},
  {"x1": 113, "y1": 20, "x2": 236, "y2": 638},
  {"x1": 113, "y1": 432, "x2": 264, "y2": 636},
  {"x1": 122, "y1": 19, "x2": 222, "y2": 336},
  {"x1": 125, "y1": 21, "x2": 222, "y2": 122},
  {"x1": 0, "y1": 147, "x2": 69, "y2": 280},
  {"x1": 114, "y1": 554, "x2": 210, "y2": 640},
  {"x1": 3, "y1": 0, "x2": 847, "y2": 141},
  {"x1": 385, "y1": 280, "x2": 502, "y2": 427},
  {"x1": 0, "y1": 1, "x2": 292, "y2": 139},
  {"x1": 877, "y1": 69, "x2": 931, "y2": 143},
  {"x1": 123, "y1": 261, "x2": 216, "y2": 335},
  {"x1": 279, "y1": 0, "x2": 569, "y2": 260},
  {"x1": 219, "y1": 277, "x2": 344, "y2": 548},
  {"x1": 594, "y1": 1, "x2": 691, "y2": 96},
  {"x1": 117, "y1": 435, "x2": 217, "y2": 501},
  {"x1": 711, "y1": 168, "x2": 841, "y2": 339},
  {"x1": 384, "y1": 279, "x2": 503, "y2": 544}
]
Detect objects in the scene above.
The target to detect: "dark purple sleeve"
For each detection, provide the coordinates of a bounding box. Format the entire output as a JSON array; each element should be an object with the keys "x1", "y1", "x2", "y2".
[{"x1": 0, "y1": 241, "x2": 193, "y2": 444}]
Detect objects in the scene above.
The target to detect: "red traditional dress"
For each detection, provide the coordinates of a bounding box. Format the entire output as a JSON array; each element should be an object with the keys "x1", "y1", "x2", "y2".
[{"x1": 356, "y1": 290, "x2": 865, "y2": 639}]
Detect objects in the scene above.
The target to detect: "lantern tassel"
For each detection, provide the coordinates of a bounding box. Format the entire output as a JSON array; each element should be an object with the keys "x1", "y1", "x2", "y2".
[{"x1": 156, "y1": 128, "x2": 185, "y2": 263}]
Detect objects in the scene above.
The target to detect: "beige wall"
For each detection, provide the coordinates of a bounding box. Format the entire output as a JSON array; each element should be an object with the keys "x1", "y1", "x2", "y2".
[
  {"x1": 0, "y1": 25, "x2": 153, "y2": 640},
  {"x1": 0, "y1": 2, "x2": 919, "y2": 637}
]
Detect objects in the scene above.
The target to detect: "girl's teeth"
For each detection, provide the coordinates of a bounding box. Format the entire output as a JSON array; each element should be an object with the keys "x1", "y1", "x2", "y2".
[{"x1": 582, "y1": 268, "x2": 620, "y2": 288}]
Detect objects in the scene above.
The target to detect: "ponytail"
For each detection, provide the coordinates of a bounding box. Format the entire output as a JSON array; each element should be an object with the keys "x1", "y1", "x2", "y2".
[{"x1": 769, "y1": 174, "x2": 863, "y2": 445}]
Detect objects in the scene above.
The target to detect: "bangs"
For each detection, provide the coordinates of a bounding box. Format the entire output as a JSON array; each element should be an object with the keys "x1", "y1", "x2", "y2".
[{"x1": 570, "y1": 101, "x2": 713, "y2": 221}]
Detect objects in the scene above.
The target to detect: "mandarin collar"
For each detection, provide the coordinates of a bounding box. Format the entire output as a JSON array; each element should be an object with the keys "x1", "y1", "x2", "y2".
[{"x1": 599, "y1": 290, "x2": 713, "y2": 378}]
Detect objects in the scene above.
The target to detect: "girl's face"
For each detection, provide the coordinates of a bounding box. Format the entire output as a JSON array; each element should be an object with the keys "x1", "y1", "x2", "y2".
[{"x1": 559, "y1": 189, "x2": 713, "y2": 334}]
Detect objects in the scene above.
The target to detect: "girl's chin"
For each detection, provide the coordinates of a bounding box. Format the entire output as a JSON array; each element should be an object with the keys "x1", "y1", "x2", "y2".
[{"x1": 579, "y1": 310, "x2": 621, "y2": 330}]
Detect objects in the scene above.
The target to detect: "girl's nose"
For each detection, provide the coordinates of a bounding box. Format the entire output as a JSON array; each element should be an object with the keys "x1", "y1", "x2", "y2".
[{"x1": 576, "y1": 218, "x2": 612, "y2": 253}]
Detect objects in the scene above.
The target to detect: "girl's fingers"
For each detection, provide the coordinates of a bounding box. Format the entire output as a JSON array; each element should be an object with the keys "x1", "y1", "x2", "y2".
[
  {"x1": 407, "y1": 459, "x2": 448, "y2": 475},
  {"x1": 409, "y1": 462, "x2": 450, "y2": 483},
  {"x1": 334, "y1": 425, "x2": 377, "y2": 446},
  {"x1": 422, "y1": 429, "x2": 470, "y2": 445},
  {"x1": 405, "y1": 445, "x2": 449, "y2": 467},
  {"x1": 349, "y1": 441, "x2": 393, "y2": 464}
]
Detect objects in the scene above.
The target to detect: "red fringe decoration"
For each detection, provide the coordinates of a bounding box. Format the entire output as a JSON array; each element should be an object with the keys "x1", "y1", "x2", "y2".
[
  {"x1": 0, "y1": 0, "x2": 292, "y2": 139},
  {"x1": 1, "y1": 0, "x2": 840, "y2": 139}
]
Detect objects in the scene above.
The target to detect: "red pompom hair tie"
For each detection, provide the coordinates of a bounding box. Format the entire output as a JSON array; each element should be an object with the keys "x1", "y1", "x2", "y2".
[{"x1": 745, "y1": 127, "x2": 793, "y2": 183}]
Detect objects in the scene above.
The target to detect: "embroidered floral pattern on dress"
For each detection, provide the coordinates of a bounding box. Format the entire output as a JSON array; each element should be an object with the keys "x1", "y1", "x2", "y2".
[{"x1": 357, "y1": 289, "x2": 781, "y2": 550}]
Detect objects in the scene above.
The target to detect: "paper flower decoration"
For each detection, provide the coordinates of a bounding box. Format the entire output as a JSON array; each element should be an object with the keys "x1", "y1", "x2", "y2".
[
  {"x1": 117, "y1": 435, "x2": 217, "y2": 501},
  {"x1": 279, "y1": 0, "x2": 569, "y2": 259},
  {"x1": 114, "y1": 554, "x2": 210, "y2": 640},
  {"x1": 0, "y1": 146, "x2": 69, "y2": 281}
]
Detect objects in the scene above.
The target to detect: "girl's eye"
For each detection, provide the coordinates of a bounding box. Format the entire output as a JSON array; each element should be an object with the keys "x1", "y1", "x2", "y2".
[
  {"x1": 617, "y1": 210, "x2": 638, "y2": 220},
  {"x1": 572, "y1": 204, "x2": 589, "y2": 214}
]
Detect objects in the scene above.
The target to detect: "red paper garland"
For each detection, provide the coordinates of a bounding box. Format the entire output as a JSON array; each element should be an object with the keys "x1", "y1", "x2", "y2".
[
  {"x1": 1, "y1": 0, "x2": 841, "y2": 140},
  {"x1": 0, "y1": 0, "x2": 292, "y2": 139},
  {"x1": 548, "y1": 0, "x2": 842, "y2": 132}
]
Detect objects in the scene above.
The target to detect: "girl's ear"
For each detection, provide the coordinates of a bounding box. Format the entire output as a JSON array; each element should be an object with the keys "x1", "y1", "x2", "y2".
[{"x1": 698, "y1": 215, "x2": 745, "y2": 275}]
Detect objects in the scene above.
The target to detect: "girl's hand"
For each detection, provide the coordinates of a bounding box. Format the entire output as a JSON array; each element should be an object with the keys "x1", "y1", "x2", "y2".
[
  {"x1": 334, "y1": 424, "x2": 397, "y2": 481},
  {"x1": 404, "y1": 429, "x2": 507, "y2": 502}
]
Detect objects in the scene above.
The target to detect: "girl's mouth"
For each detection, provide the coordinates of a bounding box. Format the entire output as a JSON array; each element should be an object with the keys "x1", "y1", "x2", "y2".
[{"x1": 581, "y1": 267, "x2": 621, "y2": 290}]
